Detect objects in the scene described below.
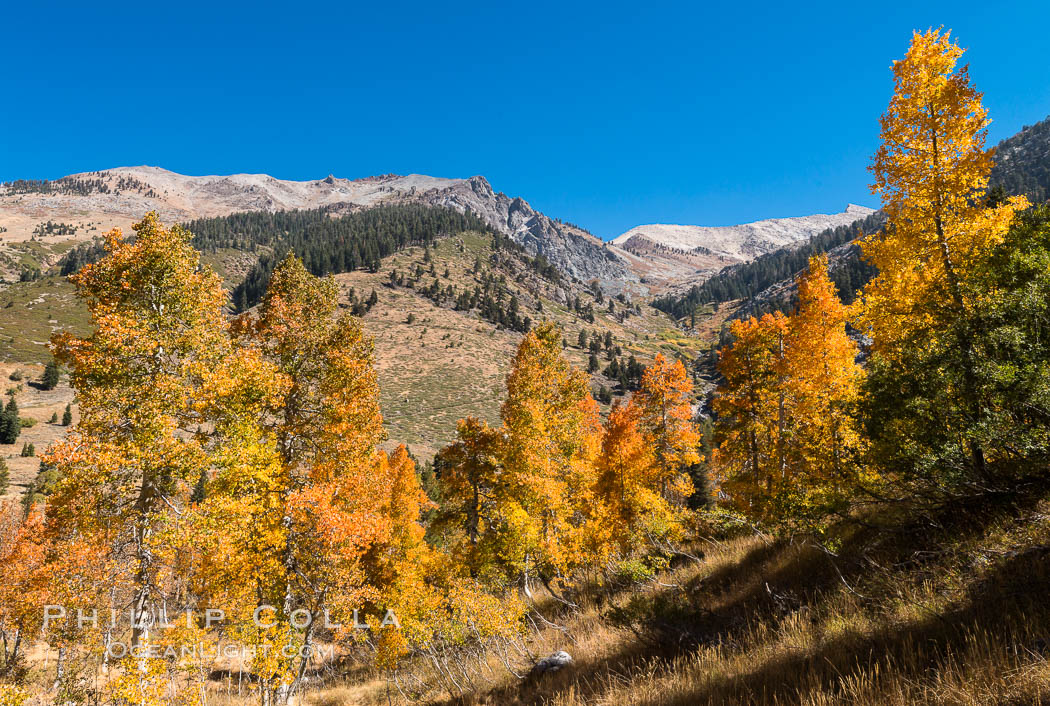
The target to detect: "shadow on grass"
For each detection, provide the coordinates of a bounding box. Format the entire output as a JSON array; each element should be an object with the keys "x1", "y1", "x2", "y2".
[
  {"x1": 470, "y1": 496, "x2": 1050, "y2": 705},
  {"x1": 659, "y1": 546, "x2": 1050, "y2": 705}
]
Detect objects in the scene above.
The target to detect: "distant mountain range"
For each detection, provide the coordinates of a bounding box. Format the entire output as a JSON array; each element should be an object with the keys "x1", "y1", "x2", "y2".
[
  {"x1": 989, "y1": 115, "x2": 1050, "y2": 204},
  {"x1": 0, "y1": 167, "x2": 634, "y2": 288},
  {"x1": 608, "y1": 204, "x2": 874, "y2": 291},
  {"x1": 1, "y1": 167, "x2": 878, "y2": 294},
  {"x1": 655, "y1": 113, "x2": 1050, "y2": 321},
  {"x1": 5, "y1": 115, "x2": 1048, "y2": 299}
]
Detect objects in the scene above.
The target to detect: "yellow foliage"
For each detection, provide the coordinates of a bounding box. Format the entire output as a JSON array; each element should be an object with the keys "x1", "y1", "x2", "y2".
[
  {"x1": 859, "y1": 28, "x2": 1028, "y2": 358},
  {"x1": 714, "y1": 258, "x2": 866, "y2": 529}
]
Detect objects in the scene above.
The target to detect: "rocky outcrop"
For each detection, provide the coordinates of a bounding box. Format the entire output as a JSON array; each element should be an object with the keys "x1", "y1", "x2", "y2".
[
  {"x1": 530, "y1": 650, "x2": 573, "y2": 676},
  {"x1": 417, "y1": 176, "x2": 634, "y2": 286}
]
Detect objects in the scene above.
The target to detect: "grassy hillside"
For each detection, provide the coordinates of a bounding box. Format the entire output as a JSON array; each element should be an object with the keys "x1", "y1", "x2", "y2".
[
  {"x1": 0, "y1": 363, "x2": 76, "y2": 501},
  {"x1": 335, "y1": 229, "x2": 695, "y2": 458},
  {"x1": 0, "y1": 218, "x2": 700, "y2": 467},
  {"x1": 329, "y1": 496, "x2": 1050, "y2": 705}
]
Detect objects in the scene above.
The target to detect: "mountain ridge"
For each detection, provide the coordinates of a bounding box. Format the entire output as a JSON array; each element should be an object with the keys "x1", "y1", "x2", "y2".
[
  {"x1": 2, "y1": 166, "x2": 883, "y2": 294},
  {"x1": 0, "y1": 166, "x2": 636, "y2": 289},
  {"x1": 607, "y1": 203, "x2": 874, "y2": 291},
  {"x1": 611, "y1": 203, "x2": 875, "y2": 255}
]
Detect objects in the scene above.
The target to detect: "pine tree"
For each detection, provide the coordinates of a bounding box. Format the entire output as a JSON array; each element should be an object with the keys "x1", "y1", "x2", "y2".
[
  {"x1": 61, "y1": 403, "x2": 72, "y2": 426},
  {"x1": 41, "y1": 359, "x2": 60, "y2": 390},
  {"x1": 433, "y1": 417, "x2": 503, "y2": 575},
  {"x1": 0, "y1": 395, "x2": 20, "y2": 444}
]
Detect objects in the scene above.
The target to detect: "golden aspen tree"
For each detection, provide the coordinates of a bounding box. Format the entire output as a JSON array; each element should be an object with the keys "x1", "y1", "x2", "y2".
[
  {"x1": 232, "y1": 253, "x2": 390, "y2": 703},
  {"x1": 47, "y1": 212, "x2": 231, "y2": 661},
  {"x1": 384, "y1": 445, "x2": 432, "y2": 560},
  {"x1": 783, "y1": 255, "x2": 866, "y2": 522},
  {"x1": 187, "y1": 350, "x2": 292, "y2": 702},
  {"x1": 860, "y1": 28, "x2": 1028, "y2": 483},
  {"x1": 492, "y1": 322, "x2": 601, "y2": 595},
  {"x1": 359, "y1": 445, "x2": 431, "y2": 625},
  {"x1": 711, "y1": 312, "x2": 790, "y2": 520},
  {"x1": 359, "y1": 445, "x2": 434, "y2": 669},
  {"x1": 863, "y1": 29, "x2": 1029, "y2": 353}
]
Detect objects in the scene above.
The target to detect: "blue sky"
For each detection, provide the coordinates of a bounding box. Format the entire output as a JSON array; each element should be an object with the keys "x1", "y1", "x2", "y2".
[{"x1": 3, "y1": 1, "x2": 1048, "y2": 239}]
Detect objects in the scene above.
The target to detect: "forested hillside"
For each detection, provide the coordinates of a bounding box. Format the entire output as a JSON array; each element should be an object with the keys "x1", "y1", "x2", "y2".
[
  {"x1": 990, "y1": 113, "x2": 1050, "y2": 203},
  {"x1": 0, "y1": 203, "x2": 693, "y2": 472},
  {"x1": 182, "y1": 204, "x2": 495, "y2": 309}
]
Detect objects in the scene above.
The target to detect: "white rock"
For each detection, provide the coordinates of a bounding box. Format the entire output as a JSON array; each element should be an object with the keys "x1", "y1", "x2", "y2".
[{"x1": 531, "y1": 650, "x2": 573, "y2": 675}]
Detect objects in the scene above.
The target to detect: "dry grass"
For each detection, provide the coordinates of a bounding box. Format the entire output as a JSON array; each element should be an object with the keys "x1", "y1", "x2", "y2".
[
  {"x1": 8, "y1": 484, "x2": 1050, "y2": 706},
  {"x1": 392, "y1": 498, "x2": 1050, "y2": 706}
]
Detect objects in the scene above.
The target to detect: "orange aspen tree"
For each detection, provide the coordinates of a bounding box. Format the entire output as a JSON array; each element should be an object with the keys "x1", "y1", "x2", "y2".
[
  {"x1": 633, "y1": 354, "x2": 700, "y2": 506},
  {"x1": 0, "y1": 506, "x2": 112, "y2": 695},
  {"x1": 783, "y1": 255, "x2": 866, "y2": 521},
  {"x1": 593, "y1": 400, "x2": 657, "y2": 552},
  {"x1": 711, "y1": 312, "x2": 790, "y2": 519},
  {"x1": 860, "y1": 29, "x2": 1028, "y2": 479},
  {"x1": 0, "y1": 504, "x2": 48, "y2": 676},
  {"x1": 359, "y1": 445, "x2": 433, "y2": 667}
]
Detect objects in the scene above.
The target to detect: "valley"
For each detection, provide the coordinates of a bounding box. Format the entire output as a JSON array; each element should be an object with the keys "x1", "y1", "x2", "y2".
[
  {"x1": 0, "y1": 103, "x2": 1048, "y2": 706},
  {"x1": 0, "y1": 161, "x2": 879, "y2": 485}
]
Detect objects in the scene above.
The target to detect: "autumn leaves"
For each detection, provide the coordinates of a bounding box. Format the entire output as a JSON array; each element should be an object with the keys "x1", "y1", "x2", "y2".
[
  {"x1": 710, "y1": 28, "x2": 1040, "y2": 530},
  {"x1": 0, "y1": 213, "x2": 705, "y2": 702},
  {"x1": 432, "y1": 323, "x2": 702, "y2": 595},
  {"x1": 711, "y1": 255, "x2": 865, "y2": 530},
  {"x1": 0, "y1": 219, "x2": 517, "y2": 702}
]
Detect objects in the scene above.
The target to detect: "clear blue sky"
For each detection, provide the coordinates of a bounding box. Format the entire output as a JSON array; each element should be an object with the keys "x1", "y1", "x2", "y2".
[{"x1": 3, "y1": 1, "x2": 1048, "y2": 239}]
